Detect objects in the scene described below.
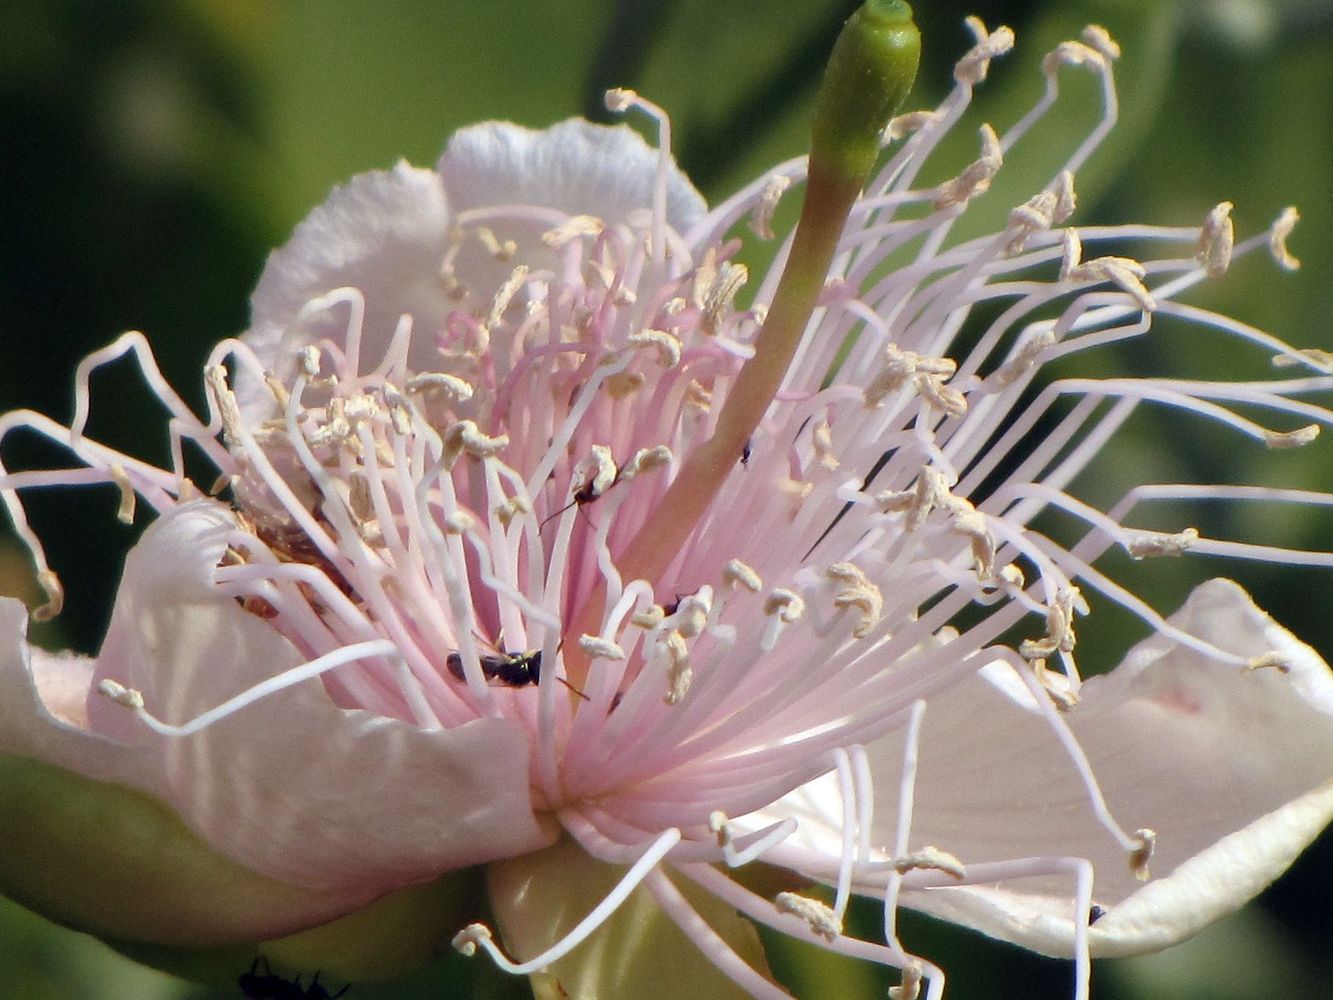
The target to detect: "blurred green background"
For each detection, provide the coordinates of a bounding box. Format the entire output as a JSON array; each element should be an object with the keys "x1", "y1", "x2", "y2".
[{"x1": 1, "y1": 0, "x2": 1330, "y2": 997}]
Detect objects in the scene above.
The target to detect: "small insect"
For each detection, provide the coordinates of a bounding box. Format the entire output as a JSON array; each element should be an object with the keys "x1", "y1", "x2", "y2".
[
  {"x1": 741, "y1": 436, "x2": 752, "y2": 466},
  {"x1": 540, "y1": 455, "x2": 627, "y2": 528},
  {"x1": 238, "y1": 958, "x2": 348, "y2": 1000},
  {"x1": 446, "y1": 647, "x2": 542, "y2": 687},
  {"x1": 1088, "y1": 904, "x2": 1107, "y2": 925}
]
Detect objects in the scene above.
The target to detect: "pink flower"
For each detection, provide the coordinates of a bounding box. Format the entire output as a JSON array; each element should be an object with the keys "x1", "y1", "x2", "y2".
[{"x1": 2, "y1": 10, "x2": 1331, "y2": 999}]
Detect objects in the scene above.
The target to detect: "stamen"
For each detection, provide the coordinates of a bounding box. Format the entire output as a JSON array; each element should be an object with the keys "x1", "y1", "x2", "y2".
[
  {"x1": 454, "y1": 826, "x2": 683, "y2": 974},
  {"x1": 1197, "y1": 201, "x2": 1234, "y2": 278},
  {"x1": 1269, "y1": 206, "x2": 1301, "y2": 270},
  {"x1": 774, "y1": 892, "x2": 842, "y2": 941}
]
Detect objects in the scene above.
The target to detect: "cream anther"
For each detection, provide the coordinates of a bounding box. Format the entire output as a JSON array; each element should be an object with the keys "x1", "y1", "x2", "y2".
[
  {"x1": 954, "y1": 17, "x2": 1015, "y2": 85},
  {"x1": 1270, "y1": 207, "x2": 1301, "y2": 270},
  {"x1": 664, "y1": 630, "x2": 692, "y2": 705},
  {"x1": 700, "y1": 261, "x2": 748, "y2": 336},
  {"x1": 991, "y1": 330, "x2": 1056, "y2": 387},
  {"x1": 893, "y1": 845, "x2": 967, "y2": 879},
  {"x1": 473, "y1": 226, "x2": 517, "y2": 262},
  {"x1": 495, "y1": 495, "x2": 531, "y2": 527},
  {"x1": 405, "y1": 371, "x2": 475, "y2": 402},
  {"x1": 765, "y1": 589, "x2": 805, "y2": 623},
  {"x1": 263, "y1": 372, "x2": 291, "y2": 410},
  {"x1": 587, "y1": 445, "x2": 618, "y2": 498},
  {"x1": 33, "y1": 569, "x2": 64, "y2": 622},
  {"x1": 605, "y1": 371, "x2": 645, "y2": 399},
  {"x1": 1245, "y1": 651, "x2": 1293, "y2": 674},
  {"x1": 451, "y1": 922, "x2": 492, "y2": 956},
  {"x1": 1033, "y1": 658, "x2": 1080, "y2": 711},
  {"x1": 997, "y1": 563, "x2": 1025, "y2": 589},
  {"x1": 543, "y1": 215, "x2": 605, "y2": 247},
  {"x1": 1263, "y1": 424, "x2": 1319, "y2": 449},
  {"x1": 627, "y1": 329, "x2": 682, "y2": 367},
  {"x1": 885, "y1": 110, "x2": 939, "y2": 141},
  {"x1": 579, "y1": 634, "x2": 626, "y2": 661},
  {"x1": 774, "y1": 892, "x2": 842, "y2": 941},
  {"x1": 486, "y1": 266, "x2": 530, "y2": 332},
  {"x1": 298, "y1": 344, "x2": 323, "y2": 378},
  {"x1": 934, "y1": 124, "x2": 1002, "y2": 208},
  {"x1": 889, "y1": 962, "x2": 924, "y2": 1000},
  {"x1": 682, "y1": 380, "x2": 713, "y2": 411},
  {"x1": 951, "y1": 505, "x2": 997, "y2": 578},
  {"x1": 813, "y1": 416, "x2": 840, "y2": 471},
  {"x1": 109, "y1": 464, "x2": 136, "y2": 524},
  {"x1": 827, "y1": 562, "x2": 883, "y2": 639},
  {"x1": 1131, "y1": 828, "x2": 1157, "y2": 880},
  {"x1": 1043, "y1": 41, "x2": 1106, "y2": 76},
  {"x1": 1272, "y1": 348, "x2": 1333, "y2": 370},
  {"x1": 1082, "y1": 24, "x2": 1121, "y2": 60},
  {"x1": 1197, "y1": 202, "x2": 1235, "y2": 278},
  {"x1": 1019, "y1": 587, "x2": 1080, "y2": 660},
  {"x1": 865, "y1": 344, "x2": 960, "y2": 410},
  {"x1": 380, "y1": 381, "x2": 414, "y2": 434},
  {"x1": 627, "y1": 445, "x2": 673, "y2": 476},
  {"x1": 1061, "y1": 233, "x2": 1156, "y2": 312},
  {"x1": 750, "y1": 174, "x2": 792, "y2": 240},
  {"x1": 1126, "y1": 527, "x2": 1199, "y2": 559},
  {"x1": 97, "y1": 679, "x2": 144, "y2": 710},
  {"x1": 603, "y1": 87, "x2": 636, "y2": 113},
  {"x1": 442, "y1": 420, "x2": 510, "y2": 469},
  {"x1": 204, "y1": 365, "x2": 243, "y2": 443},
  {"x1": 443, "y1": 510, "x2": 476, "y2": 535},
  {"x1": 1004, "y1": 173, "x2": 1075, "y2": 254},
  {"x1": 723, "y1": 559, "x2": 763, "y2": 593},
  {"x1": 631, "y1": 605, "x2": 665, "y2": 630}
]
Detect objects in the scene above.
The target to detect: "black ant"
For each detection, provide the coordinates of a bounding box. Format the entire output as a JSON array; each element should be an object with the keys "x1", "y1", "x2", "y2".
[{"x1": 238, "y1": 958, "x2": 348, "y2": 999}]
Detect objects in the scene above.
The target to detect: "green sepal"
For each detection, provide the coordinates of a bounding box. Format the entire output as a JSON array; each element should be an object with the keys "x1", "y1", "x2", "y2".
[{"x1": 811, "y1": 0, "x2": 922, "y2": 187}]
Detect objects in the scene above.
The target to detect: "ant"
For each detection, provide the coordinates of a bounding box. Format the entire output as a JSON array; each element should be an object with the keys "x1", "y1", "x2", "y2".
[{"x1": 238, "y1": 958, "x2": 348, "y2": 1000}]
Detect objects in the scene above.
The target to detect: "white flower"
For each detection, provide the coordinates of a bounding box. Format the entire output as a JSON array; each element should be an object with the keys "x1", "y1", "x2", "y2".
[{"x1": 1, "y1": 11, "x2": 1330, "y2": 999}]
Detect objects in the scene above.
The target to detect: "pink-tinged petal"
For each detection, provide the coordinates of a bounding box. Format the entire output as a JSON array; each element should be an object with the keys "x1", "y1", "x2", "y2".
[
  {"x1": 239, "y1": 162, "x2": 452, "y2": 420},
  {"x1": 438, "y1": 118, "x2": 707, "y2": 233},
  {"x1": 773, "y1": 579, "x2": 1333, "y2": 957},
  {"x1": 486, "y1": 837, "x2": 769, "y2": 999},
  {"x1": 4, "y1": 502, "x2": 554, "y2": 900}
]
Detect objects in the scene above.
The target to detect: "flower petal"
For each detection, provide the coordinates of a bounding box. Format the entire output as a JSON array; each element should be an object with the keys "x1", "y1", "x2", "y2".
[
  {"x1": 774, "y1": 579, "x2": 1333, "y2": 957},
  {"x1": 438, "y1": 118, "x2": 707, "y2": 234},
  {"x1": 2, "y1": 501, "x2": 553, "y2": 904},
  {"x1": 240, "y1": 161, "x2": 452, "y2": 420},
  {"x1": 487, "y1": 838, "x2": 770, "y2": 999}
]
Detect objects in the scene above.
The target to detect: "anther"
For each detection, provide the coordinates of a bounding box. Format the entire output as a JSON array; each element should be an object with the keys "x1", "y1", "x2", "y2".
[
  {"x1": 893, "y1": 846, "x2": 966, "y2": 879},
  {"x1": 1043, "y1": 41, "x2": 1106, "y2": 76},
  {"x1": 765, "y1": 589, "x2": 805, "y2": 623},
  {"x1": 934, "y1": 124, "x2": 1003, "y2": 208},
  {"x1": 664, "y1": 630, "x2": 692, "y2": 705},
  {"x1": 32, "y1": 569, "x2": 64, "y2": 622},
  {"x1": 812, "y1": 416, "x2": 840, "y2": 471},
  {"x1": 97, "y1": 679, "x2": 144, "y2": 710},
  {"x1": 603, "y1": 88, "x2": 636, "y2": 113},
  {"x1": 442, "y1": 420, "x2": 509, "y2": 468},
  {"x1": 405, "y1": 371, "x2": 475, "y2": 401},
  {"x1": 1245, "y1": 652, "x2": 1293, "y2": 674},
  {"x1": 1082, "y1": 24, "x2": 1121, "y2": 61},
  {"x1": 495, "y1": 495, "x2": 531, "y2": 527},
  {"x1": 889, "y1": 962, "x2": 924, "y2": 1000},
  {"x1": 1131, "y1": 828, "x2": 1156, "y2": 880},
  {"x1": 109, "y1": 464, "x2": 136, "y2": 524},
  {"x1": 1263, "y1": 424, "x2": 1319, "y2": 449},
  {"x1": 451, "y1": 923, "x2": 492, "y2": 956},
  {"x1": 1126, "y1": 527, "x2": 1199, "y2": 559},
  {"x1": 579, "y1": 635, "x2": 626, "y2": 661},
  {"x1": 1197, "y1": 202, "x2": 1234, "y2": 278},
  {"x1": 723, "y1": 559, "x2": 763, "y2": 593},
  {"x1": 543, "y1": 215, "x2": 605, "y2": 247},
  {"x1": 750, "y1": 174, "x2": 792, "y2": 240},
  {"x1": 885, "y1": 110, "x2": 939, "y2": 141},
  {"x1": 827, "y1": 562, "x2": 883, "y2": 639},
  {"x1": 774, "y1": 892, "x2": 842, "y2": 941},
  {"x1": 954, "y1": 17, "x2": 1015, "y2": 85},
  {"x1": 627, "y1": 329, "x2": 682, "y2": 367},
  {"x1": 1269, "y1": 207, "x2": 1301, "y2": 270},
  {"x1": 473, "y1": 226, "x2": 517, "y2": 261}
]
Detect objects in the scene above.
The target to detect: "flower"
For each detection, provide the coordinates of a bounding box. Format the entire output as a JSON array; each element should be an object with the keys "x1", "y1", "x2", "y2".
[{"x1": 2, "y1": 5, "x2": 1332, "y2": 998}]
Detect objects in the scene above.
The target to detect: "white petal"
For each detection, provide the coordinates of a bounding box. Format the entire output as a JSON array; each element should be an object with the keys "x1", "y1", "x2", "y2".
[
  {"x1": 772, "y1": 579, "x2": 1333, "y2": 957},
  {"x1": 1, "y1": 501, "x2": 554, "y2": 896},
  {"x1": 438, "y1": 118, "x2": 707, "y2": 233},
  {"x1": 239, "y1": 162, "x2": 452, "y2": 421}
]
